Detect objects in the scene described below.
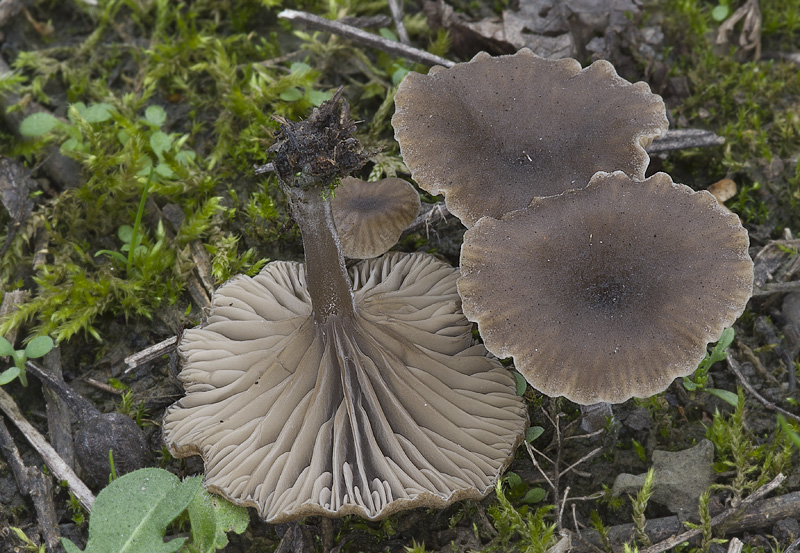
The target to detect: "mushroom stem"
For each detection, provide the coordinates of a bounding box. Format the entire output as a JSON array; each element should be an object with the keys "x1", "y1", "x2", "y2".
[
  {"x1": 268, "y1": 91, "x2": 368, "y2": 325},
  {"x1": 286, "y1": 186, "x2": 356, "y2": 324}
]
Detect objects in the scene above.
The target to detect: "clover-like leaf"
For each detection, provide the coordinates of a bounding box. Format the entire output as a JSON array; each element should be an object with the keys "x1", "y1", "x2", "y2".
[
  {"x1": 24, "y1": 336, "x2": 54, "y2": 359},
  {"x1": 0, "y1": 336, "x2": 15, "y2": 357},
  {"x1": 19, "y1": 112, "x2": 63, "y2": 137},
  {"x1": 0, "y1": 366, "x2": 20, "y2": 385},
  {"x1": 145, "y1": 105, "x2": 167, "y2": 127}
]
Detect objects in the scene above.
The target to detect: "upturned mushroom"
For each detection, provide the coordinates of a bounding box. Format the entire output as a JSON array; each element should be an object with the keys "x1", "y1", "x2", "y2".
[
  {"x1": 458, "y1": 171, "x2": 754, "y2": 405},
  {"x1": 392, "y1": 48, "x2": 668, "y2": 227},
  {"x1": 330, "y1": 176, "x2": 420, "y2": 259},
  {"x1": 163, "y1": 93, "x2": 527, "y2": 522}
]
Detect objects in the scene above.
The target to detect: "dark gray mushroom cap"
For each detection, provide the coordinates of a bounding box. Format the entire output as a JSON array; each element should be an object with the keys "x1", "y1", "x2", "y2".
[
  {"x1": 331, "y1": 177, "x2": 421, "y2": 259},
  {"x1": 163, "y1": 252, "x2": 526, "y2": 522},
  {"x1": 392, "y1": 48, "x2": 668, "y2": 227},
  {"x1": 458, "y1": 171, "x2": 754, "y2": 404}
]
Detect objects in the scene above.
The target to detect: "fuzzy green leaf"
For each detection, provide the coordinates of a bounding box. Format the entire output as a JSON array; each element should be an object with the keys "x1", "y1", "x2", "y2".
[
  {"x1": 60, "y1": 468, "x2": 202, "y2": 553},
  {"x1": 24, "y1": 336, "x2": 54, "y2": 359},
  {"x1": 80, "y1": 103, "x2": 115, "y2": 123},
  {"x1": 19, "y1": 112, "x2": 62, "y2": 137},
  {"x1": 150, "y1": 131, "x2": 172, "y2": 157},
  {"x1": 0, "y1": 366, "x2": 20, "y2": 385},
  {"x1": 0, "y1": 336, "x2": 15, "y2": 357},
  {"x1": 144, "y1": 105, "x2": 167, "y2": 127},
  {"x1": 188, "y1": 489, "x2": 249, "y2": 552}
]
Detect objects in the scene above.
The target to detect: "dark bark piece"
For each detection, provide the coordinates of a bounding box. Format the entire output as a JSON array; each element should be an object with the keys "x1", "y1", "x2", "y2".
[
  {"x1": 0, "y1": 418, "x2": 61, "y2": 553},
  {"x1": 42, "y1": 347, "x2": 75, "y2": 469}
]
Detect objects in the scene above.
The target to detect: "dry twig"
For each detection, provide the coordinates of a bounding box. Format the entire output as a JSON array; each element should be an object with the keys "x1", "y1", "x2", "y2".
[
  {"x1": 727, "y1": 353, "x2": 800, "y2": 423},
  {"x1": 0, "y1": 387, "x2": 95, "y2": 511}
]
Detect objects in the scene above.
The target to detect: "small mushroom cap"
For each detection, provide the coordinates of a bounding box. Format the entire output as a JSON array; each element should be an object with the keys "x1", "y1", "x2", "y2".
[
  {"x1": 163, "y1": 252, "x2": 526, "y2": 522},
  {"x1": 331, "y1": 177, "x2": 421, "y2": 259},
  {"x1": 393, "y1": 48, "x2": 668, "y2": 227},
  {"x1": 458, "y1": 171, "x2": 754, "y2": 405}
]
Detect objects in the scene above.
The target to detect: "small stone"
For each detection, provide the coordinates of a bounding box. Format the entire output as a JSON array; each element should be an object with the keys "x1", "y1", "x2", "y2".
[
  {"x1": 773, "y1": 518, "x2": 800, "y2": 544},
  {"x1": 611, "y1": 439, "x2": 715, "y2": 515}
]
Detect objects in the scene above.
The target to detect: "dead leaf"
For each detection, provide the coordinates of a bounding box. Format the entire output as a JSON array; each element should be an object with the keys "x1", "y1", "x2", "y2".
[{"x1": 707, "y1": 178, "x2": 737, "y2": 204}]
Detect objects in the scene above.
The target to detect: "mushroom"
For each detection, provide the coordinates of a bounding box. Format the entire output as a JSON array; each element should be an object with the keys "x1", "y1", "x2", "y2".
[
  {"x1": 163, "y1": 93, "x2": 527, "y2": 522},
  {"x1": 330, "y1": 176, "x2": 421, "y2": 259},
  {"x1": 458, "y1": 171, "x2": 754, "y2": 405},
  {"x1": 392, "y1": 48, "x2": 668, "y2": 227}
]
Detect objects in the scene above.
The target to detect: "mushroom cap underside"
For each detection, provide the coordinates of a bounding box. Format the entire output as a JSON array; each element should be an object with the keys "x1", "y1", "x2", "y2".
[
  {"x1": 163, "y1": 252, "x2": 527, "y2": 522},
  {"x1": 331, "y1": 177, "x2": 421, "y2": 259},
  {"x1": 458, "y1": 171, "x2": 754, "y2": 405},
  {"x1": 392, "y1": 48, "x2": 668, "y2": 227}
]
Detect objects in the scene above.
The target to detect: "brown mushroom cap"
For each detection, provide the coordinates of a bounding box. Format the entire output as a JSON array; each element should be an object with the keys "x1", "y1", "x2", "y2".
[
  {"x1": 392, "y1": 48, "x2": 668, "y2": 227},
  {"x1": 458, "y1": 171, "x2": 754, "y2": 404},
  {"x1": 330, "y1": 177, "x2": 421, "y2": 259},
  {"x1": 163, "y1": 252, "x2": 526, "y2": 522}
]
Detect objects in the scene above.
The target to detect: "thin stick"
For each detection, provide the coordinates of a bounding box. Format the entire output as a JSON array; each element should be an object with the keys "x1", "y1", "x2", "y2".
[
  {"x1": 387, "y1": 0, "x2": 410, "y2": 44},
  {"x1": 0, "y1": 387, "x2": 95, "y2": 511},
  {"x1": 278, "y1": 10, "x2": 454, "y2": 68},
  {"x1": 639, "y1": 473, "x2": 785, "y2": 553},
  {"x1": 727, "y1": 353, "x2": 800, "y2": 423},
  {"x1": 85, "y1": 377, "x2": 124, "y2": 395},
  {"x1": 785, "y1": 536, "x2": 800, "y2": 553},
  {"x1": 124, "y1": 335, "x2": 179, "y2": 373},
  {"x1": 559, "y1": 447, "x2": 602, "y2": 478}
]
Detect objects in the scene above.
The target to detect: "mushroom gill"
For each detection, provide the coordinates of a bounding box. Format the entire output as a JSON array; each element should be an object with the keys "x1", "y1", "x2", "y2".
[
  {"x1": 392, "y1": 48, "x2": 668, "y2": 227},
  {"x1": 330, "y1": 176, "x2": 421, "y2": 259},
  {"x1": 458, "y1": 171, "x2": 754, "y2": 405},
  {"x1": 163, "y1": 92, "x2": 527, "y2": 522},
  {"x1": 164, "y1": 252, "x2": 526, "y2": 521}
]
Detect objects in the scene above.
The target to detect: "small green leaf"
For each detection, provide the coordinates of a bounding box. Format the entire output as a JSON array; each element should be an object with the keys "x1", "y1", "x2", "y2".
[
  {"x1": 188, "y1": 489, "x2": 249, "y2": 552},
  {"x1": 0, "y1": 366, "x2": 20, "y2": 385},
  {"x1": 307, "y1": 89, "x2": 333, "y2": 106},
  {"x1": 279, "y1": 87, "x2": 304, "y2": 102},
  {"x1": 520, "y1": 487, "x2": 546, "y2": 504},
  {"x1": 24, "y1": 336, "x2": 54, "y2": 359},
  {"x1": 379, "y1": 28, "x2": 398, "y2": 42},
  {"x1": 712, "y1": 4, "x2": 730, "y2": 21},
  {"x1": 81, "y1": 103, "x2": 114, "y2": 123},
  {"x1": 709, "y1": 328, "x2": 734, "y2": 363},
  {"x1": 392, "y1": 66, "x2": 410, "y2": 86},
  {"x1": 526, "y1": 426, "x2": 544, "y2": 442},
  {"x1": 150, "y1": 131, "x2": 172, "y2": 157},
  {"x1": 288, "y1": 62, "x2": 312, "y2": 75},
  {"x1": 0, "y1": 336, "x2": 15, "y2": 357},
  {"x1": 682, "y1": 376, "x2": 697, "y2": 391},
  {"x1": 705, "y1": 388, "x2": 739, "y2": 407},
  {"x1": 95, "y1": 250, "x2": 129, "y2": 265},
  {"x1": 118, "y1": 225, "x2": 134, "y2": 244},
  {"x1": 19, "y1": 112, "x2": 63, "y2": 136},
  {"x1": 513, "y1": 371, "x2": 527, "y2": 396},
  {"x1": 505, "y1": 471, "x2": 522, "y2": 489},
  {"x1": 60, "y1": 468, "x2": 202, "y2": 553},
  {"x1": 144, "y1": 105, "x2": 167, "y2": 127},
  {"x1": 154, "y1": 163, "x2": 174, "y2": 178},
  {"x1": 778, "y1": 414, "x2": 800, "y2": 449}
]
